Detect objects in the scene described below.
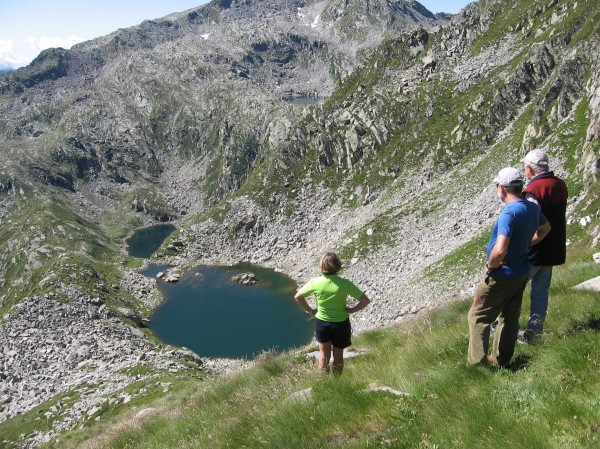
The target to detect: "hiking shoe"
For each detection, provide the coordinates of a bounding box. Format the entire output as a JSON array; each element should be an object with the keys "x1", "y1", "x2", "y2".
[
  {"x1": 486, "y1": 355, "x2": 499, "y2": 366},
  {"x1": 517, "y1": 330, "x2": 531, "y2": 344}
]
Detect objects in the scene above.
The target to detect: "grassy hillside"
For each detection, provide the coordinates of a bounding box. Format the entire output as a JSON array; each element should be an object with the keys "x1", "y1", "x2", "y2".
[
  {"x1": 233, "y1": 0, "x2": 599, "y2": 253},
  {"x1": 34, "y1": 239, "x2": 599, "y2": 449},
  {"x1": 0, "y1": 172, "x2": 149, "y2": 317}
]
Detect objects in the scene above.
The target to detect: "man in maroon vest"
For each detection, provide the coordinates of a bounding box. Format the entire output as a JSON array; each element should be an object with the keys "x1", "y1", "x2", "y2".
[{"x1": 520, "y1": 148, "x2": 568, "y2": 342}]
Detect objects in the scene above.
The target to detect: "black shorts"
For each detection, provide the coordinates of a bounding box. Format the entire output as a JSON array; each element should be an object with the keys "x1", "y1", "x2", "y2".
[{"x1": 315, "y1": 318, "x2": 352, "y2": 349}]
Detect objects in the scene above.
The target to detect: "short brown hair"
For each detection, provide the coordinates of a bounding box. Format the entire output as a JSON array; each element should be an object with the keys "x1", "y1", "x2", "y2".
[
  {"x1": 504, "y1": 184, "x2": 523, "y2": 196},
  {"x1": 319, "y1": 252, "x2": 342, "y2": 274}
]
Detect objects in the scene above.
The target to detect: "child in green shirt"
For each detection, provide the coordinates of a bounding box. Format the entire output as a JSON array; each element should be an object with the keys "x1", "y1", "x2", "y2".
[{"x1": 295, "y1": 252, "x2": 370, "y2": 375}]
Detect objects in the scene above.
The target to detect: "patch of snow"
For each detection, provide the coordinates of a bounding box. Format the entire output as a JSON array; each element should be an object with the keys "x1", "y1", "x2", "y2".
[{"x1": 312, "y1": 15, "x2": 320, "y2": 28}]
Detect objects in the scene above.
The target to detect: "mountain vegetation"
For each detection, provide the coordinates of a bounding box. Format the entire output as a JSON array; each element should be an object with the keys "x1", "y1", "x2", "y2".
[
  {"x1": 45, "y1": 248, "x2": 600, "y2": 448},
  {"x1": 0, "y1": 0, "x2": 598, "y2": 446}
]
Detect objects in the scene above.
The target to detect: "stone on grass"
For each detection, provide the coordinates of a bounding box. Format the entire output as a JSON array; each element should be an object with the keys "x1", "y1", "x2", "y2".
[
  {"x1": 573, "y1": 276, "x2": 600, "y2": 292},
  {"x1": 287, "y1": 388, "x2": 312, "y2": 403}
]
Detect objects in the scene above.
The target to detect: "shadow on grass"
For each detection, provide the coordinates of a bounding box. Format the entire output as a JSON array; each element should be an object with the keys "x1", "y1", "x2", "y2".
[
  {"x1": 506, "y1": 354, "x2": 532, "y2": 372},
  {"x1": 477, "y1": 355, "x2": 532, "y2": 372},
  {"x1": 566, "y1": 313, "x2": 600, "y2": 334}
]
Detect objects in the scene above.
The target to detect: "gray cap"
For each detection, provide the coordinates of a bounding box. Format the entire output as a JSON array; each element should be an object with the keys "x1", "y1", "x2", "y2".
[
  {"x1": 494, "y1": 167, "x2": 523, "y2": 187},
  {"x1": 522, "y1": 148, "x2": 549, "y2": 167}
]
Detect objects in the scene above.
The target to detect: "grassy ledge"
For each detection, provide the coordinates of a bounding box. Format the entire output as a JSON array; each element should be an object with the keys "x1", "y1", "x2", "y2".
[{"x1": 43, "y1": 243, "x2": 600, "y2": 449}]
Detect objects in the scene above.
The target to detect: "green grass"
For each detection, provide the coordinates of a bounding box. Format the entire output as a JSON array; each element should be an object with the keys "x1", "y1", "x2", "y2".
[
  {"x1": 43, "y1": 243, "x2": 600, "y2": 449},
  {"x1": 337, "y1": 207, "x2": 400, "y2": 261},
  {"x1": 424, "y1": 229, "x2": 490, "y2": 279},
  {"x1": 470, "y1": 0, "x2": 597, "y2": 57},
  {"x1": 0, "y1": 190, "x2": 117, "y2": 311},
  {"x1": 0, "y1": 182, "x2": 147, "y2": 316},
  {"x1": 0, "y1": 392, "x2": 80, "y2": 448}
]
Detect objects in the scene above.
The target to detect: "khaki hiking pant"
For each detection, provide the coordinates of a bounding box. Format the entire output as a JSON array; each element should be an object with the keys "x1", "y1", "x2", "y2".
[{"x1": 467, "y1": 272, "x2": 530, "y2": 366}]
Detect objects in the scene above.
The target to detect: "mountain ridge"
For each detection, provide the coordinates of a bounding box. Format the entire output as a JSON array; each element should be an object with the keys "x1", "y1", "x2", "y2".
[{"x1": 0, "y1": 0, "x2": 450, "y2": 211}]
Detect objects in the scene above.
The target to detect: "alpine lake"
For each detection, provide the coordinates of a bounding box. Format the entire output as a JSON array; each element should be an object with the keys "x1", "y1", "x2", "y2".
[{"x1": 126, "y1": 224, "x2": 313, "y2": 359}]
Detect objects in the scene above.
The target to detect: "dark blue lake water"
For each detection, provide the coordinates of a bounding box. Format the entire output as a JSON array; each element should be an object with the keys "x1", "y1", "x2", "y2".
[
  {"x1": 126, "y1": 224, "x2": 176, "y2": 259},
  {"x1": 147, "y1": 264, "x2": 313, "y2": 359},
  {"x1": 127, "y1": 226, "x2": 313, "y2": 359},
  {"x1": 284, "y1": 96, "x2": 320, "y2": 105}
]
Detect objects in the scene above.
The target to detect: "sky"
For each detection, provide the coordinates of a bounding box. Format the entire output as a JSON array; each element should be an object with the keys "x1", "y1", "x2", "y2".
[{"x1": 0, "y1": 0, "x2": 473, "y2": 70}]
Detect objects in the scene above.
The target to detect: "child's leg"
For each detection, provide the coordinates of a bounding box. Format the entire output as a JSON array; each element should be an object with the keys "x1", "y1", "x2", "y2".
[
  {"x1": 318, "y1": 342, "x2": 332, "y2": 373},
  {"x1": 332, "y1": 346, "x2": 344, "y2": 376}
]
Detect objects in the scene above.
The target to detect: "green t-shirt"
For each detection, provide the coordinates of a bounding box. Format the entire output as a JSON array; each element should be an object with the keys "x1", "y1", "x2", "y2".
[{"x1": 297, "y1": 274, "x2": 363, "y2": 322}]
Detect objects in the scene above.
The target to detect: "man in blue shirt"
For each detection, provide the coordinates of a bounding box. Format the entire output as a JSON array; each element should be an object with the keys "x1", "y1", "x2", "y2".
[{"x1": 468, "y1": 167, "x2": 551, "y2": 367}]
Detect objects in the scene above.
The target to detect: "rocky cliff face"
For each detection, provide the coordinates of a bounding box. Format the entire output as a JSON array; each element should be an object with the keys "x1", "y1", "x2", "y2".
[
  {"x1": 0, "y1": 0, "x2": 448, "y2": 210},
  {"x1": 1, "y1": 0, "x2": 599, "y2": 446}
]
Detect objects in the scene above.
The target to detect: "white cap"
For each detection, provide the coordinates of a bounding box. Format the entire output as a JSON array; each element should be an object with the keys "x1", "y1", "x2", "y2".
[
  {"x1": 522, "y1": 148, "x2": 549, "y2": 167},
  {"x1": 494, "y1": 167, "x2": 523, "y2": 187}
]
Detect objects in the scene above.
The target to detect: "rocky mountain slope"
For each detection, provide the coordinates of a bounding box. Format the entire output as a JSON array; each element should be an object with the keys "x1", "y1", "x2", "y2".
[{"x1": 1, "y1": 0, "x2": 599, "y2": 446}]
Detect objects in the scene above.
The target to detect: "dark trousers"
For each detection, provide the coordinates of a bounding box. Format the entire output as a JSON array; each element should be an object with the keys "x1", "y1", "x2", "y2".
[{"x1": 467, "y1": 273, "x2": 530, "y2": 366}]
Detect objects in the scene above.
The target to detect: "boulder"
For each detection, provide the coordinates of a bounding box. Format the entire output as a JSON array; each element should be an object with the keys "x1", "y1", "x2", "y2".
[
  {"x1": 231, "y1": 273, "x2": 258, "y2": 285},
  {"x1": 574, "y1": 276, "x2": 600, "y2": 292},
  {"x1": 116, "y1": 307, "x2": 141, "y2": 325},
  {"x1": 164, "y1": 271, "x2": 181, "y2": 283}
]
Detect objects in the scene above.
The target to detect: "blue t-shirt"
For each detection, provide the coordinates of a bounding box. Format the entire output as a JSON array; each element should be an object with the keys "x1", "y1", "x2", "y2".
[{"x1": 487, "y1": 200, "x2": 547, "y2": 278}]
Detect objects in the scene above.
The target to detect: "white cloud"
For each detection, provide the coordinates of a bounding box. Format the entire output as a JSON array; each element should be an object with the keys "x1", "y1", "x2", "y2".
[
  {"x1": 0, "y1": 35, "x2": 86, "y2": 69},
  {"x1": 0, "y1": 38, "x2": 29, "y2": 69},
  {"x1": 0, "y1": 38, "x2": 14, "y2": 54},
  {"x1": 26, "y1": 35, "x2": 86, "y2": 53}
]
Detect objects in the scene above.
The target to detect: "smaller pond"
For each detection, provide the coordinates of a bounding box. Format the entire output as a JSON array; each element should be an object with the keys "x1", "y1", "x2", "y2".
[
  {"x1": 126, "y1": 223, "x2": 176, "y2": 258},
  {"x1": 284, "y1": 96, "x2": 320, "y2": 105}
]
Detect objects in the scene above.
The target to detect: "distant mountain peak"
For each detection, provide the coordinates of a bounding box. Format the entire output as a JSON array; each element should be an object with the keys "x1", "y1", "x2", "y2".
[
  {"x1": 321, "y1": 0, "x2": 437, "y2": 20},
  {"x1": 319, "y1": 0, "x2": 446, "y2": 39}
]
